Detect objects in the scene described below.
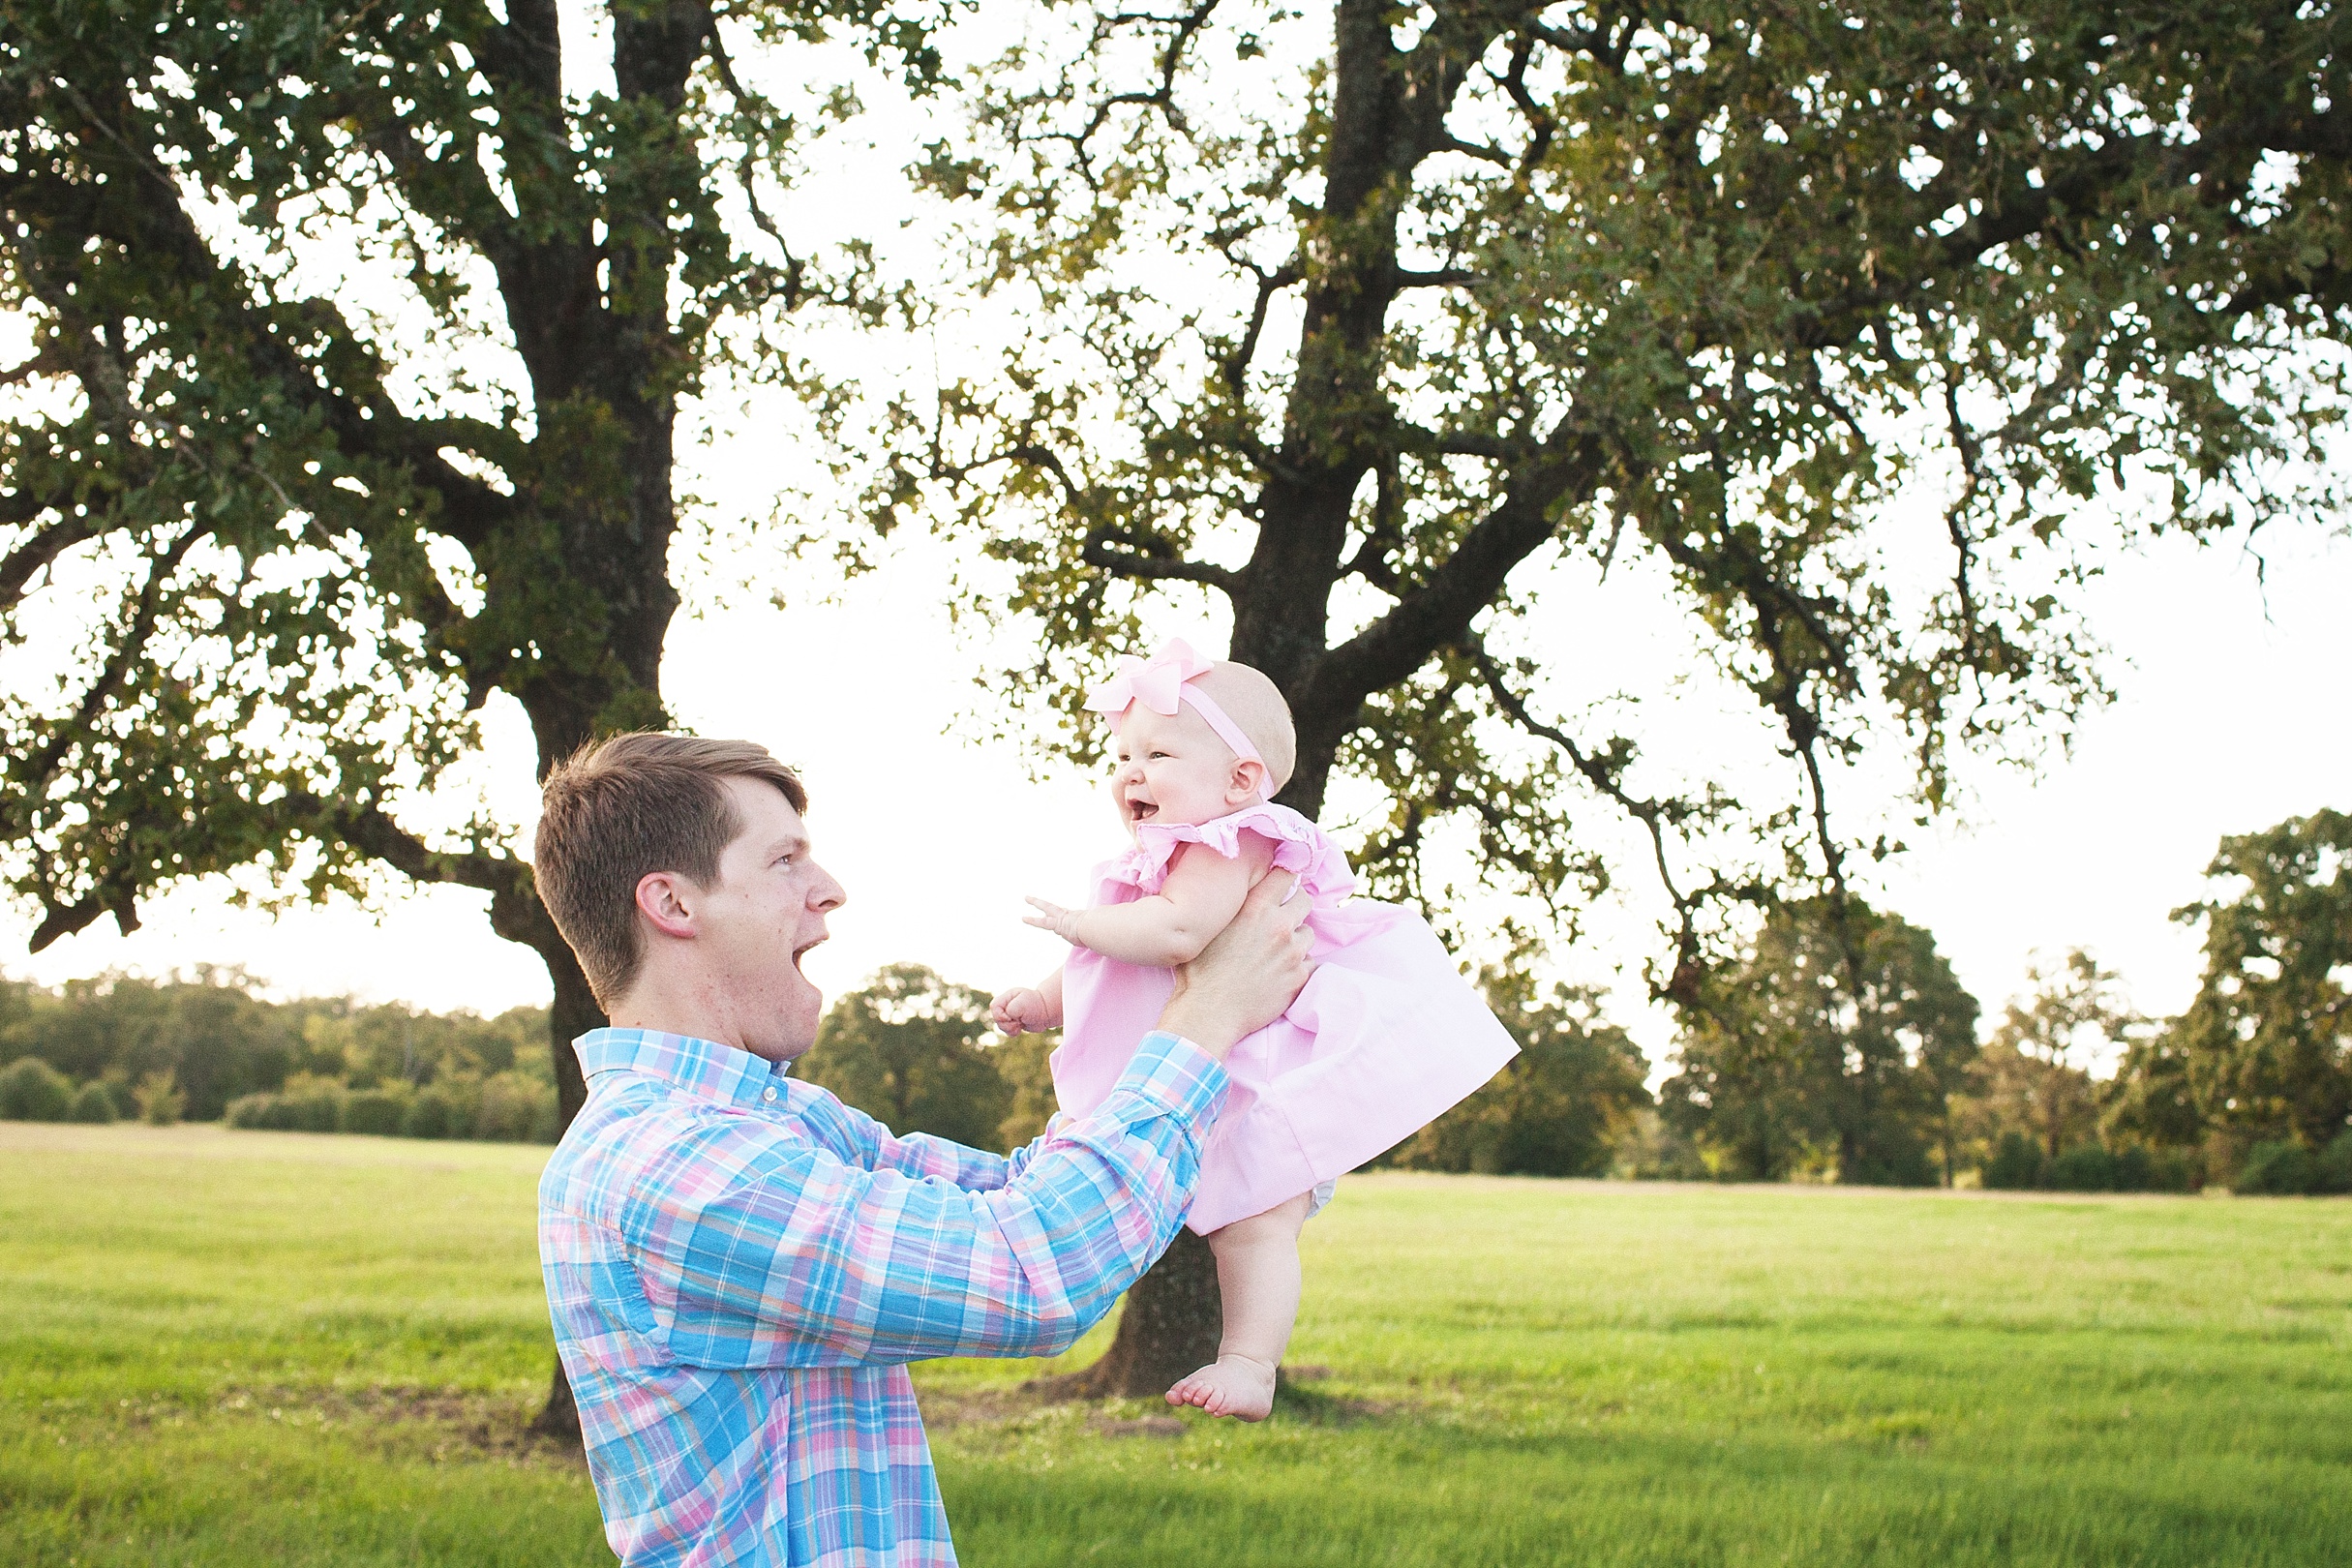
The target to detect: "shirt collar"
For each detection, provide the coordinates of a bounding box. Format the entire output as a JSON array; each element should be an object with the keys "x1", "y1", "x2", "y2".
[{"x1": 573, "y1": 1026, "x2": 789, "y2": 1109}]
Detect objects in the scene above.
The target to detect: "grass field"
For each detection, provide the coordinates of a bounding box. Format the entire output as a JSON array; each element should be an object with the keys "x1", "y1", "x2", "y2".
[{"x1": 2, "y1": 1122, "x2": 2347, "y2": 1567}]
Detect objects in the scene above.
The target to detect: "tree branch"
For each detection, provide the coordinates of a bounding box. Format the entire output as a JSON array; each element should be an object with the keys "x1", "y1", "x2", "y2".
[
  {"x1": 1082, "y1": 524, "x2": 1239, "y2": 590},
  {"x1": 708, "y1": 18, "x2": 808, "y2": 310},
  {"x1": 1466, "y1": 641, "x2": 1707, "y2": 1000},
  {"x1": 1297, "y1": 423, "x2": 1609, "y2": 728},
  {"x1": 280, "y1": 792, "x2": 529, "y2": 899},
  {"x1": 17, "y1": 522, "x2": 204, "y2": 796}
]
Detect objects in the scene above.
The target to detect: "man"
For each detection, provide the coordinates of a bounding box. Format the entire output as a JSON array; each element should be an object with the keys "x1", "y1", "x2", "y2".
[{"x1": 532, "y1": 733, "x2": 1314, "y2": 1566}]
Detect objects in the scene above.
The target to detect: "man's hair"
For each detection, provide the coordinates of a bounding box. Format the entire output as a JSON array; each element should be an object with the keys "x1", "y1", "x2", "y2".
[{"x1": 533, "y1": 733, "x2": 806, "y2": 1009}]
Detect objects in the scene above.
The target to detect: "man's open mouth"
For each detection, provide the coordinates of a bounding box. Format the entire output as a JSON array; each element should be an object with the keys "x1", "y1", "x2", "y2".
[{"x1": 792, "y1": 938, "x2": 825, "y2": 975}]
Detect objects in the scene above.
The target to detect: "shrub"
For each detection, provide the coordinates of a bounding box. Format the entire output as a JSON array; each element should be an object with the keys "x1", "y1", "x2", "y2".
[
  {"x1": 340, "y1": 1089, "x2": 410, "y2": 1137},
  {"x1": 2106, "y1": 1145, "x2": 2203, "y2": 1193},
  {"x1": 2236, "y1": 1139, "x2": 2320, "y2": 1196},
  {"x1": 276, "y1": 1073, "x2": 347, "y2": 1133},
  {"x1": 2044, "y1": 1145, "x2": 2119, "y2": 1191},
  {"x1": 67, "y1": 1081, "x2": 118, "y2": 1124},
  {"x1": 134, "y1": 1070, "x2": 186, "y2": 1127},
  {"x1": 2320, "y1": 1130, "x2": 2352, "y2": 1196},
  {"x1": 1982, "y1": 1131, "x2": 2044, "y2": 1191},
  {"x1": 401, "y1": 1085, "x2": 471, "y2": 1140},
  {"x1": 0, "y1": 1057, "x2": 75, "y2": 1122},
  {"x1": 2153, "y1": 1147, "x2": 2206, "y2": 1192},
  {"x1": 1612, "y1": 1109, "x2": 1713, "y2": 1181},
  {"x1": 473, "y1": 1070, "x2": 556, "y2": 1143},
  {"x1": 226, "y1": 1092, "x2": 291, "y2": 1130}
]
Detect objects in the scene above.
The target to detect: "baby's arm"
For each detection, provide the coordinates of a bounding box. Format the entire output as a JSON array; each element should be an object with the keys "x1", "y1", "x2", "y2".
[
  {"x1": 991, "y1": 967, "x2": 1064, "y2": 1036},
  {"x1": 1027, "y1": 837, "x2": 1274, "y2": 968}
]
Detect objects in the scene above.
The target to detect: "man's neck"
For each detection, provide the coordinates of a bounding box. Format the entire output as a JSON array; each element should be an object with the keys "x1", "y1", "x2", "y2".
[{"x1": 606, "y1": 984, "x2": 792, "y2": 1067}]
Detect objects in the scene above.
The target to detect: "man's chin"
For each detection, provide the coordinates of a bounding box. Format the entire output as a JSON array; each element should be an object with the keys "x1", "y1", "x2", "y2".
[{"x1": 743, "y1": 991, "x2": 823, "y2": 1066}]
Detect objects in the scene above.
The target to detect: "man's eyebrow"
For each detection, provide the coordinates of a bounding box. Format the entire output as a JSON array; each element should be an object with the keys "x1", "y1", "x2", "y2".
[{"x1": 767, "y1": 833, "x2": 810, "y2": 858}]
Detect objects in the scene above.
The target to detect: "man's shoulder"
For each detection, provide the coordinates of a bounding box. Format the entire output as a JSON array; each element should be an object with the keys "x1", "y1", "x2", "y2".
[{"x1": 538, "y1": 1076, "x2": 810, "y2": 1228}]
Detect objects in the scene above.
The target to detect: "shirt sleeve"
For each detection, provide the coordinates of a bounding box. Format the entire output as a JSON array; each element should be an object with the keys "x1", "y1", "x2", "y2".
[
  {"x1": 614, "y1": 1032, "x2": 1225, "y2": 1370},
  {"x1": 786, "y1": 1086, "x2": 1015, "y2": 1192}
]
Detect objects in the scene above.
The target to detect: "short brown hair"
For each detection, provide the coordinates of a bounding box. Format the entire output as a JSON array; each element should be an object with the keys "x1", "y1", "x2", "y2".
[{"x1": 532, "y1": 733, "x2": 807, "y2": 1008}]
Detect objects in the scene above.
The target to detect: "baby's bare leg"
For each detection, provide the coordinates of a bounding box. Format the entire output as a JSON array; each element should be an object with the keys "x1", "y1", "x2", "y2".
[{"x1": 1165, "y1": 1190, "x2": 1313, "y2": 1422}]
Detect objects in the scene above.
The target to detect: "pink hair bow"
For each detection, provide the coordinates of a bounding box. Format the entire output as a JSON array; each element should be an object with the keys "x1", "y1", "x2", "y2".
[
  {"x1": 1083, "y1": 638, "x2": 1264, "y2": 766},
  {"x1": 1084, "y1": 638, "x2": 1214, "y2": 723}
]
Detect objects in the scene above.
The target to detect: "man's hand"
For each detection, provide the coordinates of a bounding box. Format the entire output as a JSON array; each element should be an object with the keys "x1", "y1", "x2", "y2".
[
  {"x1": 991, "y1": 985, "x2": 1060, "y2": 1037},
  {"x1": 1156, "y1": 871, "x2": 1314, "y2": 1060}
]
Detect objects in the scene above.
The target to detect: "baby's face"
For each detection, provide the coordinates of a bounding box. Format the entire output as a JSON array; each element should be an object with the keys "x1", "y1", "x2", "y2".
[{"x1": 1109, "y1": 703, "x2": 1254, "y2": 837}]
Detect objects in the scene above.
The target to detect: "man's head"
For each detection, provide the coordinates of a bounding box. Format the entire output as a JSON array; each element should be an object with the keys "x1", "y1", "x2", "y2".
[{"x1": 534, "y1": 734, "x2": 844, "y2": 1060}]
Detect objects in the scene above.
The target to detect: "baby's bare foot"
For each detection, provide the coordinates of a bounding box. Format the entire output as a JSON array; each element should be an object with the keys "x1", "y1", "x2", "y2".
[{"x1": 1165, "y1": 1354, "x2": 1277, "y2": 1422}]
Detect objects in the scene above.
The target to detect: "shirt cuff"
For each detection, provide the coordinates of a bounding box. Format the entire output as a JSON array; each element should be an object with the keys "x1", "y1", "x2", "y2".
[{"x1": 1103, "y1": 1030, "x2": 1228, "y2": 1135}]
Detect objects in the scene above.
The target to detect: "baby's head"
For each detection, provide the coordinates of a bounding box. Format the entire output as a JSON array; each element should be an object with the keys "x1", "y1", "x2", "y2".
[{"x1": 1084, "y1": 643, "x2": 1296, "y2": 836}]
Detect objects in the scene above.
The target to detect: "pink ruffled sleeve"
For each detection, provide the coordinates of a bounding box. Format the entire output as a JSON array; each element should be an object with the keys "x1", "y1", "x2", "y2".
[{"x1": 1117, "y1": 802, "x2": 1357, "y2": 902}]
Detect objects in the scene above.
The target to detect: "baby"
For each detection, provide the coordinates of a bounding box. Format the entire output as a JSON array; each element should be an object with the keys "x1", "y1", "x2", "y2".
[{"x1": 993, "y1": 639, "x2": 1519, "y2": 1421}]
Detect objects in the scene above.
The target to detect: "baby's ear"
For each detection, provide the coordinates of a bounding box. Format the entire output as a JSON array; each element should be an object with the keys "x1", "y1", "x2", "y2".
[{"x1": 1229, "y1": 759, "x2": 1271, "y2": 801}]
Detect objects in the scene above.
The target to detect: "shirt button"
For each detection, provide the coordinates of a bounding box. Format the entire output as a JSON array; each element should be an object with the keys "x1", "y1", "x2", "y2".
[{"x1": 762, "y1": 1086, "x2": 778, "y2": 1103}]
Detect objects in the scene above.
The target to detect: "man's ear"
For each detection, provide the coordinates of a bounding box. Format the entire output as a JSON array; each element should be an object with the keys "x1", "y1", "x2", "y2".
[{"x1": 634, "y1": 871, "x2": 699, "y2": 940}]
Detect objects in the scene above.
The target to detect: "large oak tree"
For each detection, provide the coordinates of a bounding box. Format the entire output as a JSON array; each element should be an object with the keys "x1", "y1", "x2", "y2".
[
  {"x1": 0, "y1": 0, "x2": 938, "y2": 1432},
  {"x1": 896, "y1": 0, "x2": 2351, "y2": 1392}
]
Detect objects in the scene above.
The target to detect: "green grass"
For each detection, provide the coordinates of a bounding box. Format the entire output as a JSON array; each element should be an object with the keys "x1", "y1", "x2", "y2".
[{"x1": 3, "y1": 1123, "x2": 2348, "y2": 1566}]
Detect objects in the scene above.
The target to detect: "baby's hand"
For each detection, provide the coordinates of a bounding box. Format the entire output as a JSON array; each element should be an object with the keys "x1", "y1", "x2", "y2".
[
  {"x1": 1023, "y1": 896, "x2": 1084, "y2": 944},
  {"x1": 991, "y1": 986, "x2": 1060, "y2": 1037}
]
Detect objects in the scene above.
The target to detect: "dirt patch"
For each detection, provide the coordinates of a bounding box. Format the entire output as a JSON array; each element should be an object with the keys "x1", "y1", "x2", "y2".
[
  {"x1": 919, "y1": 1367, "x2": 1389, "y2": 1434},
  {"x1": 206, "y1": 1385, "x2": 586, "y2": 1465},
  {"x1": 912, "y1": 1383, "x2": 1059, "y2": 1432}
]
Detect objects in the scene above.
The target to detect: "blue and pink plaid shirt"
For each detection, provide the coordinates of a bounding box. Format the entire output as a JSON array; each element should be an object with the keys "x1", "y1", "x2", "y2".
[{"x1": 539, "y1": 1025, "x2": 1226, "y2": 1566}]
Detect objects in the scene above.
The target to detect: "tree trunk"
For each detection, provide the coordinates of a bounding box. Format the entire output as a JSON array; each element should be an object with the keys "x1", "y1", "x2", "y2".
[
  {"x1": 528, "y1": 1346, "x2": 582, "y2": 1442},
  {"x1": 1039, "y1": 1227, "x2": 1221, "y2": 1399},
  {"x1": 493, "y1": 879, "x2": 607, "y2": 1440}
]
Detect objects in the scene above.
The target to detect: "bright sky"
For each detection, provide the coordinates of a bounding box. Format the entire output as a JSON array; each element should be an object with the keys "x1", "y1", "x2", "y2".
[
  {"x1": 12, "y1": 513, "x2": 2344, "y2": 1072},
  {"x1": 5, "y1": 12, "x2": 2349, "y2": 1073}
]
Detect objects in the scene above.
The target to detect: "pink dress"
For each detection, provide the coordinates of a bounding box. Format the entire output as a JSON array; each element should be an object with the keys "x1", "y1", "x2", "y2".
[{"x1": 1053, "y1": 801, "x2": 1522, "y2": 1234}]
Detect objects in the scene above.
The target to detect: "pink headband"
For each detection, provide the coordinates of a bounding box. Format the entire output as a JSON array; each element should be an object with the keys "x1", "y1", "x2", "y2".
[{"x1": 1083, "y1": 639, "x2": 1265, "y2": 768}]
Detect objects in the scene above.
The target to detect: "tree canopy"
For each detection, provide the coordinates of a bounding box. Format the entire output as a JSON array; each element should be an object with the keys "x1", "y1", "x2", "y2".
[
  {"x1": 0, "y1": 0, "x2": 941, "y2": 1435},
  {"x1": 1660, "y1": 896, "x2": 1979, "y2": 1183},
  {"x1": 901, "y1": 0, "x2": 2352, "y2": 989},
  {"x1": 793, "y1": 962, "x2": 1012, "y2": 1151},
  {"x1": 0, "y1": 0, "x2": 937, "y2": 1099},
  {"x1": 1391, "y1": 968, "x2": 1650, "y2": 1176},
  {"x1": 1972, "y1": 948, "x2": 2137, "y2": 1160},
  {"x1": 2156, "y1": 809, "x2": 2352, "y2": 1151}
]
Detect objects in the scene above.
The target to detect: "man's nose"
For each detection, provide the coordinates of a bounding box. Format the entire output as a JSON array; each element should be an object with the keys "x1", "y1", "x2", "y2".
[{"x1": 807, "y1": 863, "x2": 847, "y2": 912}]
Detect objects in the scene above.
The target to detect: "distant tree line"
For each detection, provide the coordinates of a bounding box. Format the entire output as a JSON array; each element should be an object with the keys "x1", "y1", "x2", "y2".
[
  {"x1": 1656, "y1": 812, "x2": 2352, "y2": 1195},
  {"x1": 8, "y1": 816, "x2": 2343, "y2": 1195},
  {"x1": 0, "y1": 968, "x2": 556, "y2": 1142}
]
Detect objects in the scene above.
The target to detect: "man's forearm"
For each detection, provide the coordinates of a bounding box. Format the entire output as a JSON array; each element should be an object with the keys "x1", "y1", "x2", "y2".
[{"x1": 653, "y1": 1030, "x2": 1229, "y2": 1369}]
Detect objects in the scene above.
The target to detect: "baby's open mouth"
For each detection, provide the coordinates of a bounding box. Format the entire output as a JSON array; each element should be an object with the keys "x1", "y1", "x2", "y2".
[{"x1": 1127, "y1": 798, "x2": 1158, "y2": 822}]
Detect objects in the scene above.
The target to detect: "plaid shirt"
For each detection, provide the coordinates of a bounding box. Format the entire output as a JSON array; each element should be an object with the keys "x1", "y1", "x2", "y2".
[{"x1": 539, "y1": 1025, "x2": 1226, "y2": 1567}]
